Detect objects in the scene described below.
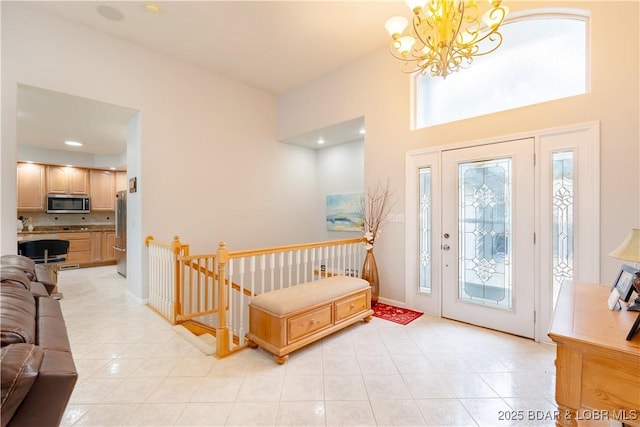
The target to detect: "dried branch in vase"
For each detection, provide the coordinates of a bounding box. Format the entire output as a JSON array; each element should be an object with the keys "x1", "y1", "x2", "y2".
[{"x1": 360, "y1": 180, "x2": 396, "y2": 249}]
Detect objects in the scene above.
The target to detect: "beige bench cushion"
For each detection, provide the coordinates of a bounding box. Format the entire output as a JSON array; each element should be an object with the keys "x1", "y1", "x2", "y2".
[{"x1": 250, "y1": 276, "x2": 369, "y2": 315}]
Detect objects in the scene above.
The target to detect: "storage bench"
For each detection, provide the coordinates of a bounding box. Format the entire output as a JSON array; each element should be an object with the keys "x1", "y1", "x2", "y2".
[{"x1": 246, "y1": 276, "x2": 374, "y2": 364}]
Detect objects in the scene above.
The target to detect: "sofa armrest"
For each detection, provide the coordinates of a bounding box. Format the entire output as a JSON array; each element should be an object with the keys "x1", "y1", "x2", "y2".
[
  {"x1": 0, "y1": 344, "x2": 44, "y2": 427},
  {"x1": 33, "y1": 265, "x2": 56, "y2": 294},
  {"x1": 7, "y1": 349, "x2": 77, "y2": 427}
]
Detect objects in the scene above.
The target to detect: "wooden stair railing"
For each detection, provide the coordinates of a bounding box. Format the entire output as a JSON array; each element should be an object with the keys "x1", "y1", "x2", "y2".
[
  {"x1": 145, "y1": 235, "x2": 189, "y2": 323},
  {"x1": 146, "y1": 236, "x2": 366, "y2": 359}
]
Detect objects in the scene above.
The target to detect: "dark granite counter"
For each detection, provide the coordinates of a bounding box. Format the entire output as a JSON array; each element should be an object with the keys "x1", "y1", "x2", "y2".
[{"x1": 18, "y1": 224, "x2": 115, "y2": 234}]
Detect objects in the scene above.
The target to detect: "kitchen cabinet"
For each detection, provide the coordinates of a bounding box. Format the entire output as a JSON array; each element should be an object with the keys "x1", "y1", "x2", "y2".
[
  {"x1": 90, "y1": 169, "x2": 116, "y2": 211},
  {"x1": 58, "y1": 232, "x2": 92, "y2": 266},
  {"x1": 103, "y1": 231, "x2": 116, "y2": 262},
  {"x1": 53, "y1": 230, "x2": 116, "y2": 268},
  {"x1": 17, "y1": 162, "x2": 46, "y2": 211},
  {"x1": 116, "y1": 171, "x2": 127, "y2": 192},
  {"x1": 47, "y1": 166, "x2": 89, "y2": 195},
  {"x1": 91, "y1": 232, "x2": 102, "y2": 263}
]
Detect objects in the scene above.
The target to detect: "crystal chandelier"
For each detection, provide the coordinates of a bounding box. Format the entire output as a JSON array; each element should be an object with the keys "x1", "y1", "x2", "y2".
[{"x1": 385, "y1": 0, "x2": 508, "y2": 78}]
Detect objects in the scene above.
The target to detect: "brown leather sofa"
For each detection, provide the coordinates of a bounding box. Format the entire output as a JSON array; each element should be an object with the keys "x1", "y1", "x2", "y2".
[{"x1": 1, "y1": 255, "x2": 78, "y2": 427}]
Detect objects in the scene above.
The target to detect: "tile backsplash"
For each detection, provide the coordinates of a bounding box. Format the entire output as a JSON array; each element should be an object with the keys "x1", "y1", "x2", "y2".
[{"x1": 17, "y1": 211, "x2": 115, "y2": 228}]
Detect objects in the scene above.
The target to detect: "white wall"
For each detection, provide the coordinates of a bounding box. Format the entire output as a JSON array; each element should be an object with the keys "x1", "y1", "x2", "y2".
[
  {"x1": 315, "y1": 140, "x2": 364, "y2": 241},
  {"x1": 278, "y1": 1, "x2": 640, "y2": 303},
  {"x1": 17, "y1": 145, "x2": 127, "y2": 170},
  {"x1": 1, "y1": 3, "x2": 318, "y2": 299}
]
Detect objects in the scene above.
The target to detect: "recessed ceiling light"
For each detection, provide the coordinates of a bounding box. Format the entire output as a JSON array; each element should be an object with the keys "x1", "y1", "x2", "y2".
[
  {"x1": 97, "y1": 5, "x2": 124, "y2": 21},
  {"x1": 359, "y1": 128, "x2": 366, "y2": 135},
  {"x1": 109, "y1": 167, "x2": 116, "y2": 170},
  {"x1": 65, "y1": 140, "x2": 83, "y2": 147},
  {"x1": 317, "y1": 138, "x2": 325, "y2": 145}
]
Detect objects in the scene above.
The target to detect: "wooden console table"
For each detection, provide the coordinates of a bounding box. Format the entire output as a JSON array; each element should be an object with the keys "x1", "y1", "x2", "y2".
[{"x1": 548, "y1": 281, "x2": 640, "y2": 426}]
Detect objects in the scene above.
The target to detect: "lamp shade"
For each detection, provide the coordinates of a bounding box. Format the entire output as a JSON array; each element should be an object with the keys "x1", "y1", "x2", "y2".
[
  {"x1": 609, "y1": 228, "x2": 640, "y2": 262},
  {"x1": 385, "y1": 16, "x2": 409, "y2": 37}
]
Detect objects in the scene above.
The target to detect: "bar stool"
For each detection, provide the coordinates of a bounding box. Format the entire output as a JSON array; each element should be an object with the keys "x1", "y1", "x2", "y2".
[{"x1": 18, "y1": 239, "x2": 70, "y2": 265}]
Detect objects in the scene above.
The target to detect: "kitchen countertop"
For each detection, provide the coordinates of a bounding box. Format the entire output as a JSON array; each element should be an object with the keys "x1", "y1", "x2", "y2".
[
  {"x1": 17, "y1": 233, "x2": 61, "y2": 242},
  {"x1": 18, "y1": 225, "x2": 115, "y2": 234}
]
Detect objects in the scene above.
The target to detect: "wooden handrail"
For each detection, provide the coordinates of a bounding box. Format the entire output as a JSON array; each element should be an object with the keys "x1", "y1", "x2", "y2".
[{"x1": 226, "y1": 237, "x2": 366, "y2": 258}]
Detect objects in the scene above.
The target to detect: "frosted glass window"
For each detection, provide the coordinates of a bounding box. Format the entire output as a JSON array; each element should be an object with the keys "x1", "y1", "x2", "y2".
[{"x1": 416, "y1": 15, "x2": 588, "y2": 128}]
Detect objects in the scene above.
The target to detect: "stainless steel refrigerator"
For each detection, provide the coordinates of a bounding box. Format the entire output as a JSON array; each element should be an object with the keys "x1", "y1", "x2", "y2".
[{"x1": 115, "y1": 190, "x2": 127, "y2": 277}]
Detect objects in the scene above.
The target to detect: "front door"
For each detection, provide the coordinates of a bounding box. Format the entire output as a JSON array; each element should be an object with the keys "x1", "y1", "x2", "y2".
[{"x1": 441, "y1": 139, "x2": 535, "y2": 338}]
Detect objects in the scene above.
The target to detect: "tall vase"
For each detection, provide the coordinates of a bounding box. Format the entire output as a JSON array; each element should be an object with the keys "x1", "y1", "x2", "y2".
[{"x1": 361, "y1": 248, "x2": 379, "y2": 306}]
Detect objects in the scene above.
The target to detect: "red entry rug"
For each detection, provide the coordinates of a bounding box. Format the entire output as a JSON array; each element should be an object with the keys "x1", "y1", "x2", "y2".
[{"x1": 372, "y1": 303, "x2": 423, "y2": 325}]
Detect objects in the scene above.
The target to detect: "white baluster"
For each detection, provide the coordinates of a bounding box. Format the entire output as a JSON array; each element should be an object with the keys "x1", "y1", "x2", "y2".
[
  {"x1": 260, "y1": 254, "x2": 266, "y2": 295},
  {"x1": 238, "y1": 257, "x2": 245, "y2": 346},
  {"x1": 303, "y1": 249, "x2": 309, "y2": 283},
  {"x1": 269, "y1": 253, "x2": 275, "y2": 292},
  {"x1": 287, "y1": 251, "x2": 293, "y2": 287},
  {"x1": 249, "y1": 256, "x2": 256, "y2": 299},
  {"x1": 278, "y1": 252, "x2": 284, "y2": 290}
]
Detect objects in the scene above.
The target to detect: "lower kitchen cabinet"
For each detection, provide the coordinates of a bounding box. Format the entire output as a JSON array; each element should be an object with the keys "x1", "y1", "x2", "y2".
[
  {"x1": 56, "y1": 230, "x2": 116, "y2": 268},
  {"x1": 103, "y1": 232, "x2": 116, "y2": 262},
  {"x1": 91, "y1": 232, "x2": 102, "y2": 263},
  {"x1": 58, "y1": 232, "x2": 92, "y2": 267}
]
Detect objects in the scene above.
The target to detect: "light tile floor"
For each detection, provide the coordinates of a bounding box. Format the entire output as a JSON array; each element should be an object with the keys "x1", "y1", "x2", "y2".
[{"x1": 58, "y1": 266, "x2": 562, "y2": 426}]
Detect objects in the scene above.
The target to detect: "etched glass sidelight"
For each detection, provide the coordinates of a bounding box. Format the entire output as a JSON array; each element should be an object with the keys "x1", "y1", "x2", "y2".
[
  {"x1": 552, "y1": 151, "x2": 574, "y2": 304},
  {"x1": 458, "y1": 158, "x2": 512, "y2": 309},
  {"x1": 419, "y1": 167, "x2": 432, "y2": 293}
]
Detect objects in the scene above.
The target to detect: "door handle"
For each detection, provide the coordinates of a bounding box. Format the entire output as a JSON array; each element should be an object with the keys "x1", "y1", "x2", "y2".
[
  {"x1": 113, "y1": 246, "x2": 126, "y2": 252},
  {"x1": 442, "y1": 244, "x2": 450, "y2": 250}
]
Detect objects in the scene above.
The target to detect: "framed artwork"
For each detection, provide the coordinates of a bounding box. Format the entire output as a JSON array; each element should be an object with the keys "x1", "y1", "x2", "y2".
[
  {"x1": 612, "y1": 264, "x2": 638, "y2": 302},
  {"x1": 626, "y1": 313, "x2": 640, "y2": 341},
  {"x1": 129, "y1": 177, "x2": 137, "y2": 193},
  {"x1": 326, "y1": 193, "x2": 363, "y2": 231}
]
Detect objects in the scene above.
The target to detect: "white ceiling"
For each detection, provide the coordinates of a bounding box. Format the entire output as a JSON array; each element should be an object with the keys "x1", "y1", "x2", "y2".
[
  {"x1": 16, "y1": 1, "x2": 407, "y2": 156},
  {"x1": 18, "y1": 84, "x2": 139, "y2": 155}
]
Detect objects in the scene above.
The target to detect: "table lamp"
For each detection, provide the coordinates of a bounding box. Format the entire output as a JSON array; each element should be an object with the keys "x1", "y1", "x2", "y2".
[{"x1": 610, "y1": 228, "x2": 640, "y2": 311}]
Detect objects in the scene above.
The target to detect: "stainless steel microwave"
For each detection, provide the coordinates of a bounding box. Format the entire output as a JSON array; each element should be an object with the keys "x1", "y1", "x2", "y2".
[{"x1": 47, "y1": 194, "x2": 90, "y2": 213}]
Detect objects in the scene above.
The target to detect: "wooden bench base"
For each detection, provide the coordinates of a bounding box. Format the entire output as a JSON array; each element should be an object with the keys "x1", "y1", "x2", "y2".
[{"x1": 246, "y1": 278, "x2": 373, "y2": 364}]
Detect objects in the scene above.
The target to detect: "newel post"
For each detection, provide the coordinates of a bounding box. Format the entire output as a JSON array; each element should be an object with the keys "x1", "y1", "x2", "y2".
[
  {"x1": 171, "y1": 236, "x2": 182, "y2": 323},
  {"x1": 216, "y1": 241, "x2": 230, "y2": 358}
]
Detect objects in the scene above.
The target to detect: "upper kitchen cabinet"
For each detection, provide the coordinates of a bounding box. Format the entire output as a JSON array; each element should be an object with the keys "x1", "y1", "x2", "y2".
[
  {"x1": 47, "y1": 166, "x2": 89, "y2": 195},
  {"x1": 90, "y1": 169, "x2": 116, "y2": 211},
  {"x1": 17, "y1": 162, "x2": 46, "y2": 211},
  {"x1": 116, "y1": 171, "x2": 127, "y2": 192}
]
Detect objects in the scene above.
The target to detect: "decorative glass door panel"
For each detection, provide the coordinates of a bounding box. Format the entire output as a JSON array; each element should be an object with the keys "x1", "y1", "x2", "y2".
[
  {"x1": 419, "y1": 167, "x2": 432, "y2": 294},
  {"x1": 458, "y1": 159, "x2": 512, "y2": 309},
  {"x1": 442, "y1": 139, "x2": 534, "y2": 338},
  {"x1": 552, "y1": 151, "x2": 574, "y2": 305}
]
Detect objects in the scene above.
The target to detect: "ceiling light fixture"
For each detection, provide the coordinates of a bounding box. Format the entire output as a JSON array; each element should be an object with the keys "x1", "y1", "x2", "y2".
[
  {"x1": 317, "y1": 138, "x2": 325, "y2": 145},
  {"x1": 385, "y1": 0, "x2": 508, "y2": 78},
  {"x1": 64, "y1": 141, "x2": 83, "y2": 147},
  {"x1": 145, "y1": 3, "x2": 160, "y2": 14},
  {"x1": 359, "y1": 128, "x2": 366, "y2": 135}
]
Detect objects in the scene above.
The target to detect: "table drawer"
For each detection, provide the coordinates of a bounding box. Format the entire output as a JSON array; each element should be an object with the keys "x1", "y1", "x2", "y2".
[
  {"x1": 287, "y1": 305, "x2": 332, "y2": 343},
  {"x1": 335, "y1": 291, "x2": 368, "y2": 323}
]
